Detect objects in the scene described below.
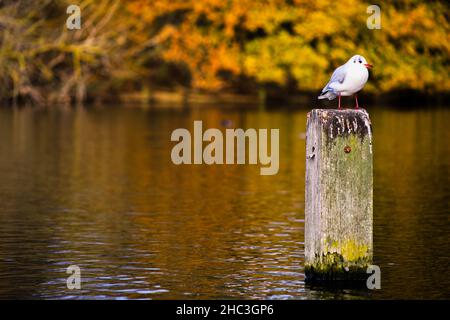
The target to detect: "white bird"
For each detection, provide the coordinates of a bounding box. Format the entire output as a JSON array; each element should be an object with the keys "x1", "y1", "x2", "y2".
[{"x1": 318, "y1": 54, "x2": 373, "y2": 109}]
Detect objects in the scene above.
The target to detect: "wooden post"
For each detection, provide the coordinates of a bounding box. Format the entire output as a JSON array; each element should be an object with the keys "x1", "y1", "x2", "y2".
[{"x1": 305, "y1": 109, "x2": 373, "y2": 283}]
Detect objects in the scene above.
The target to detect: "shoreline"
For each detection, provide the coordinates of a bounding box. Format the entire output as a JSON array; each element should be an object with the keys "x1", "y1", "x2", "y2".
[{"x1": 1, "y1": 88, "x2": 449, "y2": 108}]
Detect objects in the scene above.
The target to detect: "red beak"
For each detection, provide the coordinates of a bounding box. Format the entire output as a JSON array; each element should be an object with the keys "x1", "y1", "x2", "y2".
[{"x1": 364, "y1": 63, "x2": 373, "y2": 69}]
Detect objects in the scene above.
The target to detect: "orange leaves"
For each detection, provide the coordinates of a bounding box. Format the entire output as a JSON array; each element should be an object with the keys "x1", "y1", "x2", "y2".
[{"x1": 6, "y1": 0, "x2": 445, "y2": 97}]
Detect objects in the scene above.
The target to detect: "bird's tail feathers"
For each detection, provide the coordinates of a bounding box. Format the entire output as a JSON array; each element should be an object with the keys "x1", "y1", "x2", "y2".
[{"x1": 318, "y1": 90, "x2": 337, "y2": 100}]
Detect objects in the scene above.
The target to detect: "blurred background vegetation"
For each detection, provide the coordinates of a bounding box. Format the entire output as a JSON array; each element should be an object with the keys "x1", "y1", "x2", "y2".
[{"x1": 0, "y1": 0, "x2": 449, "y2": 106}]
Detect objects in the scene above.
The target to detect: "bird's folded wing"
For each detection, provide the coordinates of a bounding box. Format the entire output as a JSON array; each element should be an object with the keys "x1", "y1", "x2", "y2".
[
  {"x1": 330, "y1": 65, "x2": 346, "y2": 84},
  {"x1": 321, "y1": 64, "x2": 347, "y2": 94}
]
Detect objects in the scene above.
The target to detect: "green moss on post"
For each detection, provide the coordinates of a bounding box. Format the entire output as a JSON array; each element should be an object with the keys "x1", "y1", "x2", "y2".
[{"x1": 305, "y1": 109, "x2": 373, "y2": 283}]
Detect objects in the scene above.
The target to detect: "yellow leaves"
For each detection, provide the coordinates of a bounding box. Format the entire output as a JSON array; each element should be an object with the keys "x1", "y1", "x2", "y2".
[
  {"x1": 125, "y1": 0, "x2": 449, "y2": 93},
  {"x1": 362, "y1": 2, "x2": 450, "y2": 92},
  {"x1": 4, "y1": 0, "x2": 448, "y2": 102},
  {"x1": 294, "y1": 12, "x2": 337, "y2": 41},
  {"x1": 244, "y1": 2, "x2": 296, "y2": 33},
  {"x1": 243, "y1": 32, "x2": 329, "y2": 90}
]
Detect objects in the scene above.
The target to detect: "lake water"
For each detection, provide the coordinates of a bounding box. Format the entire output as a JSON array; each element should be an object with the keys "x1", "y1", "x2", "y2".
[{"x1": 0, "y1": 104, "x2": 448, "y2": 299}]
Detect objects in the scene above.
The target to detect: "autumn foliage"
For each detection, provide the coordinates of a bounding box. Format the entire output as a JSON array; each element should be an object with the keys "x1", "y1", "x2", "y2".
[{"x1": 0, "y1": 0, "x2": 449, "y2": 104}]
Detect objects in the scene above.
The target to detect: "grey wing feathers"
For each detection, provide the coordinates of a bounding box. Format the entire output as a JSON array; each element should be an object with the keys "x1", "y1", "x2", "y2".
[
  {"x1": 318, "y1": 64, "x2": 346, "y2": 100},
  {"x1": 329, "y1": 65, "x2": 346, "y2": 84}
]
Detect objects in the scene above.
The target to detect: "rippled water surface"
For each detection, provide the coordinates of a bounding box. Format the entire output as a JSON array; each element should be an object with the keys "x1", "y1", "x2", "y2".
[{"x1": 0, "y1": 105, "x2": 448, "y2": 299}]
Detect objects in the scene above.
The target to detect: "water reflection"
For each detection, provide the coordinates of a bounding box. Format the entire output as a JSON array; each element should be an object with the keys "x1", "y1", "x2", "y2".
[{"x1": 0, "y1": 105, "x2": 448, "y2": 299}]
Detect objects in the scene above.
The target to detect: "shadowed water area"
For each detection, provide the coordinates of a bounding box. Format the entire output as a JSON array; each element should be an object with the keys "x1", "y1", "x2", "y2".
[{"x1": 0, "y1": 104, "x2": 448, "y2": 299}]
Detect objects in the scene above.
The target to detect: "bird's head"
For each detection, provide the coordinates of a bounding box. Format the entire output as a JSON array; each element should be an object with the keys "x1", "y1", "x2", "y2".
[{"x1": 348, "y1": 55, "x2": 373, "y2": 69}]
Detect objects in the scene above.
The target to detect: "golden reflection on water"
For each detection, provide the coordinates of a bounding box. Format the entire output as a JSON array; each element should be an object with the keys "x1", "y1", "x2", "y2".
[{"x1": 0, "y1": 105, "x2": 448, "y2": 299}]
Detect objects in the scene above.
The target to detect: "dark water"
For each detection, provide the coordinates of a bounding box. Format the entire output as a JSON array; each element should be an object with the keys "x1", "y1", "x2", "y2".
[{"x1": 0, "y1": 104, "x2": 448, "y2": 299}]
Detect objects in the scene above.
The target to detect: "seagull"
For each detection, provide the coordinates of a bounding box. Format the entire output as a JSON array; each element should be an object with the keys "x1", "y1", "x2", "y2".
[{"x1": 318, "y1": 55, "x2": 373, "y2": 109}]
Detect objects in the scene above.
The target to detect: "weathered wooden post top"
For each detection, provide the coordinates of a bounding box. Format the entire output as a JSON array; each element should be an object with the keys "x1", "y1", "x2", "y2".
[{"x1": 305, "y1": 108, "x2": 373, "y2": 282}]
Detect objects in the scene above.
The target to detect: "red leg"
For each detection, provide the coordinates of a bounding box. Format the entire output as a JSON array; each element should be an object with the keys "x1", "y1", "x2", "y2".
[
  {"x1": 338, "y1": 94, "x2": 341, "y2": 110},
  {"x1": 355, "y1": 94, "x2": 359, "y2": 110}
]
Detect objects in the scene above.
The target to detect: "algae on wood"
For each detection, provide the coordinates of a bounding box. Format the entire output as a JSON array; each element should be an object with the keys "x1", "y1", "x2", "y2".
[{"x1": 305, "y1": 109, "x2": 373, "y2": 282}]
